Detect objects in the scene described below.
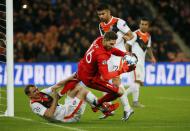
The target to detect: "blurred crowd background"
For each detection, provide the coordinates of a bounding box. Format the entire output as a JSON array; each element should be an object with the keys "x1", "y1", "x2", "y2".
[
  {"x1": 13, "y1": 0, "x2": 190, "y2": 62},
  {"x1": 153, "y1": 0, "x2": 190, "y2": 48}
]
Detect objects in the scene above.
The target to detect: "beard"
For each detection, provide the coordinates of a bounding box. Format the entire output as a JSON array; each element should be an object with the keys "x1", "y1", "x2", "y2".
[{"x1": 100, "y1": 18, "x2": 107, "y2": 22}]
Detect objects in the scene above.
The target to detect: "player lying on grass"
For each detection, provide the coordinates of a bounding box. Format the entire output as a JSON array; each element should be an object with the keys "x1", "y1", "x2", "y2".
[{"x1": 24, "y1": 74, "x2": 119, "y2": 123}]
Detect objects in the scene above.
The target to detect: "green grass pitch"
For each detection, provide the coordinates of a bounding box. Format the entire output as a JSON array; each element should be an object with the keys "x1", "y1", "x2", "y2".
[{"x1": 0, "y1": 87, "x2": 190, "y2": 131}]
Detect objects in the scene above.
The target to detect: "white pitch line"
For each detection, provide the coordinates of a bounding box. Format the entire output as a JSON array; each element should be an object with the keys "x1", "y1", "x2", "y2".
[
  {"x1": 80, "y1": 125, "x2": 190, "y2": 129},
  {"x1": 11, "y1": 116, "x2": 87, "y2": 131},
  {"x1": 1, "y1": 116, "x2": 190, "y2": 129},
  {"x1": 157, "y1": 97, "x2": 190, "y2": 102}
]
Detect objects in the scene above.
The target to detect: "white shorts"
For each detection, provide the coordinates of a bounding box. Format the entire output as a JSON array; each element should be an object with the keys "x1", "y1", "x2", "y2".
[
  {"x1": 131, "y1": 63, "x2": 145, "y2": 82},
  {"x1": 108, "y1": 55, "x2": 122, "y2": 72},
  {"x1": 62, "y1": 96, "x2": 86, "y2": 123}
]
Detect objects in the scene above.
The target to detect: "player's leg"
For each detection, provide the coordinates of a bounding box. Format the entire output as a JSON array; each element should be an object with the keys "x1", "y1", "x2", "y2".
[
  {"x1": 99, "y1": 91, "x2": 115, "y2": 119},
  {"x1": 112, "y1": 76, "x2": 134, "y2": 120},
  {"x1": 64, "y1": 85, "x2": 99, "y2": 122},
  {"x1": 90, "y1": 77, "x2": 124, "y2": 105},
  {"x1": 126, "y1": 64, "x2": 145, "y2": 108},
  {"x1": 73, "y1": 85, "x2": 98, "y2": 105},
  {"x1": 84, "y1": 78, "x2": 121, "y2": 115},
  {"x1": 59, "y1": 73, "x2": 80, "y2": 96},
  {"x1": 108, "y1": 56, "x2": 134, "y2": 120},
  {"x1": 65, "y1": 83, "x2": 98, "y2": 108},
  {"x1": 132, "y1": 82, "x2": 144, "y2": 107},
  {"x1": 112, "y1": 77, "x2": 131, "y2": 111},
  {"x1": 67, "y1": 83, "x2": 115, "y2": 113},
  {"x1": 63, "y1": 86, "x2": 87, "y2": 122},
  {"x1": 71, "y1": 84, "x2": 119, "y2": 117}
]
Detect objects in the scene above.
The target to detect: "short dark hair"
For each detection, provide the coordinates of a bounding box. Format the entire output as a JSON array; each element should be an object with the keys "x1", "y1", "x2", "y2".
[
  {"x1": 140, "y1": 17, "x2": 151, "y2": 23},
  {"x1": 104, "y1": 31, "x2": 118, "y2": 41},
  {"x1": 24, "y1": 84, "x2": 35, "y2": 95},
  {"x1": 96, "y1": 3, "x2": 109, "y2": 11}
]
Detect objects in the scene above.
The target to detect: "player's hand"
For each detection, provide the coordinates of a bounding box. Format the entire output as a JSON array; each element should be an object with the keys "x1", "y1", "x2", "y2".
[
  {"x1": 151, "y1": 57, "x2": 156, "y2": 64},
  {"x1": 52, "y1": 90, "x2": 59, "y2": 100},
  {"x1": 122, "y1": 31, "x2": 133, "y2": 41},
  {"x1": 123, "y1": 35, "x2": 132, "y2": 41},
  {"x1": 127, "y1": 64, "x2": 136, "y2": 72},
  {"x1": 120, "y1": 61, "x2": 128, "y2": 73},
  {"x1": 120, "y1": 61, "x2": 136, "y2": 73},
  {"x1": 125, "y1": 51, "x2": 132, "y2": 56}
]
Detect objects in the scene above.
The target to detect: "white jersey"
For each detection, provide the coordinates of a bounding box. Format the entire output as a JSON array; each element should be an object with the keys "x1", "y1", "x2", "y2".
[
  {"x1": 129, "y1": 29, "x2": 152, "y2": 82},
  {"x1": 131, "y1": 29, "x2": 151, "y2": 65},
  {"x1": 99, "y1": 16, "x2": 130, "y2": 52},
  {"x1": 99, "y1": 16, "x2": 131, "y2": 71},
  {"x1": 30, "y1": 87, "x2": 86, "y2": 123}
]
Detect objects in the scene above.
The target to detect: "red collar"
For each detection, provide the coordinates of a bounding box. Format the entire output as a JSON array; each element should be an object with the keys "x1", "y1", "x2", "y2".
[{"x1": 30, "y1": 93, "x2": 49, "y2": 104}]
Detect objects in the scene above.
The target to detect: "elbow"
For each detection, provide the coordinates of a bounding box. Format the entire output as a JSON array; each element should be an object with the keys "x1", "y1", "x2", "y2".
[
  {"x1": 44, "y1": 110, "x2": 54, "y2": 118},
  {"x1": 131, "y1": 32, "x2": 137, "y2": 40},
  {"x1": 101, "y1": 75, "x2": 111, "y2": 81},
  {"x1": 45, "y1": 114, "x2": 53, "y2": 119},
  {"x1": 127, "y1": 33, "x2": 137, "y2": 45}
]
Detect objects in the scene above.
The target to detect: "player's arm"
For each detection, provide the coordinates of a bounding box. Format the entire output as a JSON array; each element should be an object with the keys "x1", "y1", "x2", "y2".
[
  {"x1": 147, "y1": 47, "x2": 156, "y2": 64},
  {"x1": 41, "y1": 74, "x2": 76, "y2": 94},
  {"x1": 97, "y1": 55, "x2": 130, "y2": 81},
  {"x1": 147, "y1": 37, "x2": 156, "y2": 64},
  {"x1": 111, "y1": 47, "x2": 128, "y2": 57},
  {"x1": 43, "y1": 90, "x2": 59, "y2": 118},
  {"x1": 125, "y1": 43, "x2": 132, "y2": 52},
  {"x1": 123, "y1": 32, "x2": 137, "y2": 52},
  {"x1": 117, "y1": 19, "x2": 137, "y2": 52},
  {"x1": 51, "y1": 74, "x2": 76, "y2": 91}
]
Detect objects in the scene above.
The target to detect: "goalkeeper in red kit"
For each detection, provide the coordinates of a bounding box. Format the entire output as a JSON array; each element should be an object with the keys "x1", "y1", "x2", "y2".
[{"x1": 59, "y1": 31, "x2": 136, "y2": 116}]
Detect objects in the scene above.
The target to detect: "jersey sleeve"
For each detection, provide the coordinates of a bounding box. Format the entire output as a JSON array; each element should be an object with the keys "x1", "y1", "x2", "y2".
[
  {"x1": 147, "y1": 36, "x2": 151, "y2": 47},
  {"x1": 117, "y1": 19, "x2": 130, "y2": 34},
  {"x1": 111, "y1": 48, "x2": 126, "y2": 57},
  {"x1": 97, "y1": 54, "x2": 120, "y2": 81},
  {"x1": 127, "y1": 32, "x2": 137, "y2": 46},
  {"x1": 40, "y1": 86, "x2": 53, "y2": 95},
  {"x1": 31, "y1": 102, "x2": 47, "y2": 116}
]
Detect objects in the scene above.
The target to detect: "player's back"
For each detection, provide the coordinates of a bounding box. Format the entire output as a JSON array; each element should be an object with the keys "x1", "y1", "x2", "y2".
[{"x1": 78, "y1": 37, "x2": 110, "y2": 83}]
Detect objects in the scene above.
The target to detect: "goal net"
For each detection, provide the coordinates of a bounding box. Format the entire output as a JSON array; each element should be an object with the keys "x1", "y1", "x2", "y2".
[{"x1": 0, "y1": 0, "x2": 14, "y2": 116}]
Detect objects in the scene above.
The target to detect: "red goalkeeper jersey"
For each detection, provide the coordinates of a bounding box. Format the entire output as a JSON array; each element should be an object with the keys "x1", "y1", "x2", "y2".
[{"x1": 78, "y1": 36, "x2": 126, "y2": 84}]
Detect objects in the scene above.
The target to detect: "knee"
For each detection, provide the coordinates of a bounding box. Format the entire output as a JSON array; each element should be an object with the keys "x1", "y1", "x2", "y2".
[
  {"x1": 118, "y1": 87, "x2": 124, "y2": 96},
  {"x1": 112, "y1": 77, "x2": 121, "y2": 87},
  {"x1": 131, "y1": 82, "x2": 140, "y2": 92},
  {"x1": 133, "y1": 86, "x2": 139, "y2": 92}
]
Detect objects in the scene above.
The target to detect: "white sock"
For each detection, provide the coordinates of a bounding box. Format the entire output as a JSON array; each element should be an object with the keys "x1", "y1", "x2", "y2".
[
  {"x1": 132, "y1": 82, "x2": 140, "y2": 102},
  {"x1": 86, "y1": 91, "x2": 97, "y2": 106},
  {"x1": 125, "y1": 83, "x2": 136, "y2": 96},
  {"x1": 119, "y1": 84, "x2": 131, "y2": 112}
]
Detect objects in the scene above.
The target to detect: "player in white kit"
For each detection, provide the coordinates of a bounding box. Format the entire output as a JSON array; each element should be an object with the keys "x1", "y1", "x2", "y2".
[
  {"x1": 125, "y1": 17, "x2": 156, "y2": 107},
  {"x1": 24, "y1": 74, "x2": 99, "y2": 123},
  {"x1": 96, "y1": 3, "x2": 137, "y2": 120}
]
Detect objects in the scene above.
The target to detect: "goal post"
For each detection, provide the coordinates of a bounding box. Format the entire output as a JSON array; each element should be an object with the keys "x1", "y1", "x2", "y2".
[{"x1": 6, "y1": 0, "x2": 14, "y2": 116}]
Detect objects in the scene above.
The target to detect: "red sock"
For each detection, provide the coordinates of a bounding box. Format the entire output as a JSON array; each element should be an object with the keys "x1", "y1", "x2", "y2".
[
  {"x1": 60, "y1": 80, "x2": 79, "y2": 95},
  {"x1": 97, "y1": 93, "x2": 119, "y2": 106}
]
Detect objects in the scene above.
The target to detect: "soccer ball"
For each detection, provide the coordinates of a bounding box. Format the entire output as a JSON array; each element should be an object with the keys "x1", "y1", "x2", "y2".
[{"x1": 123, "y1": 53, "x2": 138, "y2": 65}]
